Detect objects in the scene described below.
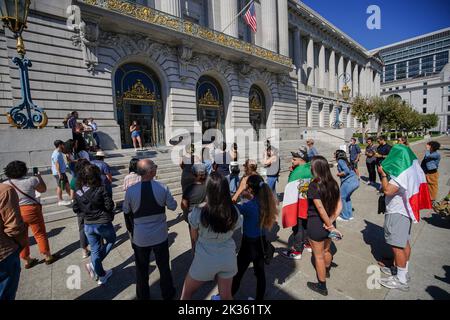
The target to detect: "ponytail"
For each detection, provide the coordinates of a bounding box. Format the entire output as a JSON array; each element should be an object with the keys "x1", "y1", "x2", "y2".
[{"x1": 247, "y1": 175, "x2": 278, "y2": 230}]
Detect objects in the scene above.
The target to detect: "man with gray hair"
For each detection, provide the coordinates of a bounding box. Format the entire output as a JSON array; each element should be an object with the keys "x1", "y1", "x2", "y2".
[{"x1": 123, "y1": 159, "x2": 177, "y2": 300}]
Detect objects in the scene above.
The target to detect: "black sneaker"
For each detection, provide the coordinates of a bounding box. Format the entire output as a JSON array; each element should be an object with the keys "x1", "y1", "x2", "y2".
[{"x1": 307, "y1": 281, "x2": 328, "y2": 296}]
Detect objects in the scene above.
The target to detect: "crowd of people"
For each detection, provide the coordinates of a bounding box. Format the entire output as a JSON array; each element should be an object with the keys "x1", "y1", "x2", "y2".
[{"x1": 0, "y1": 131, "x2": 444, "y2": 300}]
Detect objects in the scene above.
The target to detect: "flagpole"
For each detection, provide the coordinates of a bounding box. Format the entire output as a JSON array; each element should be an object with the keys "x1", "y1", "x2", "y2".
[{"x1": 221, "y1": 0, "x2": 255, "y2": 34}]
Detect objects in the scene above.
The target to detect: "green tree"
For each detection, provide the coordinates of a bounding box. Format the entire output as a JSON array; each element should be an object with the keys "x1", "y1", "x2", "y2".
[
  {"x1": 372, "y1": 96, "x2": 402, "y2": 136},
  {"x1": 420, "y1": 114, "x2": 439, "y2": 134},
  {"x1": 351, "y1": 96, "x2": 374, "y2": 142}
]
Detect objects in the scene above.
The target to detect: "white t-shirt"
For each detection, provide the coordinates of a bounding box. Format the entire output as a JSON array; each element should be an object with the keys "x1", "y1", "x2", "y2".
[
  {"x1": 385, "y1": 179, "x2": 410, "y2": 218},
  {"x1": 4, "y1": 177, "x2": 40, "y2": 205}
]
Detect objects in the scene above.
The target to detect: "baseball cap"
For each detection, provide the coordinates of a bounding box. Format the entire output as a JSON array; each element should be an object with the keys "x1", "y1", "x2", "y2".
[
  {"x1": 192, "y1": 163, "x2": 207, "y2": 175},
  {"x1": 291, "y1": 146, "x2": 309, "y2": 162}
]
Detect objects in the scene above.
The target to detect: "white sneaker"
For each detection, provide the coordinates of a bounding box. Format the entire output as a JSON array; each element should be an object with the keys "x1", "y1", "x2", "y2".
[
  {"x1": 97, "y1": 269, "x2": 113, "y2": 285},
  {"x1": 378, "y1": 275, "x2": 409, "y2": 291},
  {"x1": 348, "y1": 217, "x2": 354, "y2": 221},
  {"x1": 58, "y1": 200, "x2": 72, "y2": 206},
  {"x1": 380, "y1": 266, "x2": 411, "y2": 283},
  {"x1": 134, "y1": 148, "x2": 138, "y2": 152},
  {"x1": 336, "y1": 216, "x2": 348, "y2": 222}
]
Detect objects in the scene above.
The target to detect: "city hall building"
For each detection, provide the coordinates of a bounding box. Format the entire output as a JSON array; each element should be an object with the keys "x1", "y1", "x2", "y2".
[
  {"x1": 373, "y1": 27, "x2": 450, "y2": 133},
  {"x1": 0, "y1": 0, "x2": 382, "y2": 150}
]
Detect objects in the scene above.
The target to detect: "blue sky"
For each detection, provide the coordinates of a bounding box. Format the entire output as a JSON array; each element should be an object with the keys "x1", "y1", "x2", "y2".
[{"x1": 300, "y1": 0, "x2": 450, "y2": 50}]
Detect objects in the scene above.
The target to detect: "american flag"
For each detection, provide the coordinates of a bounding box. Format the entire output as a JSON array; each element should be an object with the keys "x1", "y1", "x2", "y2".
[{"x1": 243, "y1": 1, "x2": 257, "y2": 33}]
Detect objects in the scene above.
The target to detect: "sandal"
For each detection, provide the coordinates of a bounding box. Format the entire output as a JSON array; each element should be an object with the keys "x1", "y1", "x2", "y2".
[
  {"x1": 45, "y1": 253, "x2": 60, "y2": 265},
  {"x1": 24, "y1": 258, "x2": 39, "y2": 269}
]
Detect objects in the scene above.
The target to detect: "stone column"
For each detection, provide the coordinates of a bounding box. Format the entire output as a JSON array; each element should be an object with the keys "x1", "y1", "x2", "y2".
[
  {"x1": 359, "y1": 66, "x2": 365, "y2": 97},
  {"x1": 161, "y1": 0, "x2": 182, "y2": 17},
  {"x1": 353, "y1": 64, "x2": 359, "y2": 96},
  {"x1": 337, "y1": 53, "x2": 344, "y2": 93},
  {"x1": 318, "y1": 42, "x2": 326, "y2": 89},
  {"x1": 277, "y1": 0, "x2": 289, "y2": 56},
  {"x1": 293, "y1": 28, "x2": 302, "y2": 73},
  {"x1": 375, "y1": 72, "x2": 380, "y2": 96},
  {"x1": 220, "y1": 0, "x2": 238, "y2": 37},
  {"x1": 345, "y1": 59, "x2": 352, "y2": 95},
  {"x1": 306, "y1": 37, "x2": 315, "y2": 87},
  {"x1": 261, "y1": 0, "x2": 278, "y2": 52},
  {"x1": 329, "y1": 49, "x2": 336, "y2": 92}
]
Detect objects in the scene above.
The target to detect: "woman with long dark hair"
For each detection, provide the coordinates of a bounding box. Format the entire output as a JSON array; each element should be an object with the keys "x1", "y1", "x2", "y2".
[
  {"x1": 73, "y1": 165, "x2": 116, "y2": 285},
  {"x1": 232, "y1": 175, "x2": 278, "y2": 300},
  {"x1": 181, "y1": 173, "x2": 243, "y2": 300},
  {"x1": 306, "y1": 156, "x2": 343, "y2": 296},
  {"x1": 335, "y1": 149, "x2": 359, "y2": 221}
]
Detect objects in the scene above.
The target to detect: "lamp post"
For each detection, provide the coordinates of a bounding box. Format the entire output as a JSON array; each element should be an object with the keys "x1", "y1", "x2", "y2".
[
  {"x1": 0, "y1": 0, "x2": 47, "y2": 129},
  {"x1": 332, "y1": 73, "x2": 352, "y2": 129}
]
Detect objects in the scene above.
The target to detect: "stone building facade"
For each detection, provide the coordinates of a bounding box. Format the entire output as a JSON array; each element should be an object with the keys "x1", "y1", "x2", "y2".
[{"x1": 0, "y1": 0, "x2": 382, "y2": 150}]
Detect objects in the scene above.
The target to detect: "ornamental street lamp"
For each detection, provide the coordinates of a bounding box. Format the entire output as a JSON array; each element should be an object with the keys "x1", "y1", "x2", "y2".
[
  {"x1": 0, "y1": 0, "x2": 47, "y2": 128},
  {"x1": 331, "y1": 72, "x2": 352, "y2": 129}
]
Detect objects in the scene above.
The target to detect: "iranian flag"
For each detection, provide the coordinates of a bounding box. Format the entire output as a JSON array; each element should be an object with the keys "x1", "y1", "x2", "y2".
[
  {"x1": 281, "y1": 163, "x2": 313, "y2": 228},
  {"x1": 381, "y1": 144, "x2": 432, "y2": 223}
]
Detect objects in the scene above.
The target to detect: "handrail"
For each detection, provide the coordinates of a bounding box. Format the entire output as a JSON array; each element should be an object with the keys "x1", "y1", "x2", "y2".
[{"x1": 316, "y1": 130, "x2": 348, "y2": 142}]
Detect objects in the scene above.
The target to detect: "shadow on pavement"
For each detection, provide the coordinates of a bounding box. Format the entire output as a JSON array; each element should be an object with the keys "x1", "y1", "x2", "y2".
[
  {"x1": 425, "y1": 285, "x2": 450, "y2": 300},
  {"x1": 422, "y1": 213, "x2": 450, "y2": 230},
  {"x1": 361, "y1": 219, "x2": 393, "y2": 263},
  {"x1": 29, "y1": 227, "x2": 65, "y2": 246},
  {"x1": 434, "y1": 265, "x2": 450, "y2": 284}
]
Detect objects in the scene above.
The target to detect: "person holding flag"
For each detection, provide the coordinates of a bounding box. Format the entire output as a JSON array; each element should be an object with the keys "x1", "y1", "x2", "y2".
[
  {"x1": 280, "y1": 147, "x2": 313, "y2": 260},
  {"x1": 377, "y1": 144, "x2": 432, "y2": 291}
]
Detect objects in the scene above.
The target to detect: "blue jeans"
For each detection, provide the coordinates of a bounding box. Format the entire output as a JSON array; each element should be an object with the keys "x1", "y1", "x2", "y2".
[
  {"x1": 340, "y1": 176, "x2": 360, "y2": 220},
  {"x1": 266, "y1": 176, "x2": 278, "y2": 194},
  {"x1": 84, "y1": 222, "x2": 116, "y2": 277},
  {"x1": 0, "y1": 250, "x2": 21, "y2": 300},
  {"x1": 229, "y1": 174, "x2": 240, "y2": 194}
]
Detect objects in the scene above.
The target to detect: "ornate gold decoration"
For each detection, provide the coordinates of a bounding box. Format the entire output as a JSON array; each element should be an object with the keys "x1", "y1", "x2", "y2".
[
  {"x1": 79, "y1": 0, "x2": 292, "y2": 67},
  {"x1": 122, "y1": 79, "x2": 156, "y2": 103},
  {"x1": 198, "y1": 89, "x2": 220, "y2": 107},
  {"x1": 249, "y1": 95, "x2": 262, "y2": 111}
]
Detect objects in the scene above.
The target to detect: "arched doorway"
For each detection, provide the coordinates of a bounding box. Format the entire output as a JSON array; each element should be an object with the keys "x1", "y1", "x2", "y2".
[
  {"x1": 196, "y1": 76, "x2": 224, "y2": 142},
  {"x1": 114, "y1": 63, "x2": 164, "y2": 148},
  {"x1": 249, "y1": 85, "x2": 266, "y2": 137}
]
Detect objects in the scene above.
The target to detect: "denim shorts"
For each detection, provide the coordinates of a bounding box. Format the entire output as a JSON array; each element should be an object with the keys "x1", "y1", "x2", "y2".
[{"x1": 131, "y1": 131, "x2": 140, "y2": 138}]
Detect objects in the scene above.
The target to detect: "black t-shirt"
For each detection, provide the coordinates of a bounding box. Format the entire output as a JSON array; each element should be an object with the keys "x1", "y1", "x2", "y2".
[
  {"x1": 182, "y1": 183, "x2": 207, "y2": 219},
  {"x1": 376, "y1": 143, "x2": 392, "y2": 165},
  {"x1": 73, "y1": 132, "x2": 87, "y2": 153},
  {"x1": 307, "y1": 180, "x2": 321, "y2": 218}
]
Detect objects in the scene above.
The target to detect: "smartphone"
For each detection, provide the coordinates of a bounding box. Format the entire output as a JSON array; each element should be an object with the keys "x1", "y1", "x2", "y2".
[
  {"x1": 33, "y1": 167, "x2": 39, "y2": 175},
  {"x1": 328, "y1": 230, "x2": 343, "y2": 241}
]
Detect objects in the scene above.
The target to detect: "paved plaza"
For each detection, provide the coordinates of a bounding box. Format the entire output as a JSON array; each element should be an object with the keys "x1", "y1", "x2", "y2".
[{"x1": 15, "y1": 137, "x2": 450, "y2": 300}]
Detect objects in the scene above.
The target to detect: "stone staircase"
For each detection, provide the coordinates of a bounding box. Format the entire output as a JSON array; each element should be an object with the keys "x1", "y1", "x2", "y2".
[{"x1": 7, "y1": 138, "x2": 341, "y2": 223}]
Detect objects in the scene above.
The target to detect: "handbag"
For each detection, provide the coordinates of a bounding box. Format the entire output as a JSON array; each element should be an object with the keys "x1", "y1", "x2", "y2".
[{"x1": 259, "y1": 234, "x2": 275, "y2": 265}]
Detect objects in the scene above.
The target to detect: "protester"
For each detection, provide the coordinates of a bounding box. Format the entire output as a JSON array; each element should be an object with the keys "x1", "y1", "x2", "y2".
[
  {"x1": 232, "y1": 159, "x2": 259, "y2": 203},
  {"x1": 180, "y1": 144, "x2": 201, "y2": 194},
  {"x1": 130, "y1": 121, "x2": 144, "y2": 151},
  {"x1": 263, "y1": 145, "x2": 280, "y2": 195},
  {"x1": 375, "y1": 135, "x2": 392, "y2": 183},
  {"x1": 306, "y1": 156, "x2": 343, "y2": 296},
  {"x1": 4, "y1": 161, "x2": 58, "y2": 268},
  {"x1": 181, "y1": 163, "x2": 207, "y2": 251},
  {"x1": 91, "y1": 150, "x2": 113, "y2": 196},
  {"x1": 348, "y1": 137, "x2": 361, "y2": 178},
  {"x1": 377, "y1": 144, "x2": 432, "y2": 291},
  {"x1": 181, "y1": 173, "x2": 243, "y2": 300},
  {"x1": 0, "y1": 183, "x2": 27, "y2": 300},
  {"x1": 397, "y1": 136, "x2": 409, "y2": 146},
  {"x1": 88, "y1": 118, "x2": 100, "y2": 149},
  {"x1": 73, "y1": 165, "x2": 116, "y2": 285},
  {"x1": 229, "y1": 143, "x2": 240, "y2": 195},
  {"x1": 335, "y1": 150, "x2": 359, "y2": 221},
  {"x1": 213, "y1": 142, "x2": 231, "y2": 178},
  {"x1": 82, "y1": 118, "x2": 96, "y2": 150},
  {"x1": 201, "y1": 147, "x2": 213, "y2": 175},
  {"x1": 51, "y1": 140, "x2": 72, "y2": 206},
  {"x1": 421, "y1": 141, "x2": 441, "y2": 204},
  {"x1": 306, "y1": 139, "x2": 319, "y2": 158},
  {"x1": 232, "y1": 175, "x2": 278, "y2": 300},
  {"x1": 68, "y1": 111, "x2": 79, "y2": 136},
  {"x1": 123, "y1": 159, "x2": 177, "y2": 300},
  {"x1": 281, "y1": 147, "x2": 313, "y2": 260},
  {"x1": 365, "y1": 137, "x2": 377, "y2": 185},
  {"x1": 123, "y1": 158, "x2": 141, "y2": 191},
  {"x1": 69, "y1": 159, "x2": 91, "y2": 259}
]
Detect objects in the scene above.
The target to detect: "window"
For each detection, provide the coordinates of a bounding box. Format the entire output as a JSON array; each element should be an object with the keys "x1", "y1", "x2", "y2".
[
  {"x1": 423, "y1": 88, "x2": 427, "y2": 95},
  {"x1": 385, "y1": 64, "x2": 395, "y2": 82},
  {"x1": 424, "y1": 82, "x2": 428, "y2": 86},
  {"x1": 423, "y1": 108, "x2": 427, "y2": 114},
  {"x1": 448, "y1": 85, "x2": 450, "y2": 92},
  {"x1": 403, "y1": 85, "x2": 406, "y2": 89},
  {"x1": 408, "y1": 58, "x2": 420, "y2": 77},
  {"x1": 423, "y1": 98, "x2": 427, "y2": 104},
  {"x1": 395, "y1": 87, "x2": 399, "y2": 90},
  {"x1": 436, "y1": 51, "x2": 449, "y2": 73},
  {"x1": 389, "y1": 88, "x2": 392, "y2": 91},
  {"x1": 448, "y1": 96, "x2": 450, "y2": 102},
  {"x1": 396, "y1": 61, "x2": 406, "y2": 80},
  {"x1": 448, "y1": 105, "x2": 450, "y2": 112}
]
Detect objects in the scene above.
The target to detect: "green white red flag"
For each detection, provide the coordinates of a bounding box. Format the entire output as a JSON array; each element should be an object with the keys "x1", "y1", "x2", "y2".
[
  {"x1": 381, "y1": 144, "x2": 432, "y2": 222},
  {"x1": 281, "y1": 163, "x2": 313, "y2": 228}
]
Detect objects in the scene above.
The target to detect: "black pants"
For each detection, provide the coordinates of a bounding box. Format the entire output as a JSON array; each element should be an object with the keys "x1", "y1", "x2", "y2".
[
  {"x1": 232, "y1": 236, "x2": 266, "y2": 300},
  {"x1": 77, "y1": 216, "x2": 88, "y2": 249},
  {"x1": 132, "y1": 240, "x2": 175, "y2": 300},
  {"x1": 366, "y1": 162, "x2": 377, "y2": 183},
  {"x1": 291, "y1": 218, "x2": 308, "y2": 252}
]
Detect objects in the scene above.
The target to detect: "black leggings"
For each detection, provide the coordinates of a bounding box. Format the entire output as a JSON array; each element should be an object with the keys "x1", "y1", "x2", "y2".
[{"x1": 232, "y1": 236, "x2": 266, "y2": 300}]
